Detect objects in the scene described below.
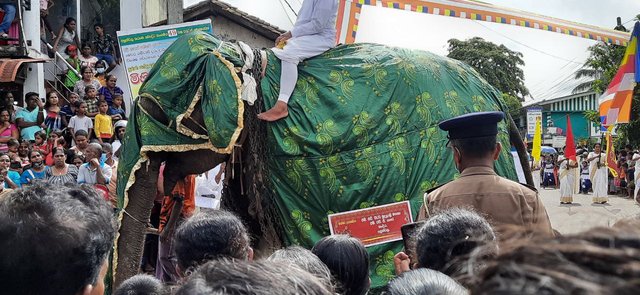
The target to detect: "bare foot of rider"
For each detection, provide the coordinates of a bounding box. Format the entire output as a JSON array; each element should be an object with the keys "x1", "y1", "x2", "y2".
[{"x1": 258, "y1": 100, "x2": 289, "y2": 121}]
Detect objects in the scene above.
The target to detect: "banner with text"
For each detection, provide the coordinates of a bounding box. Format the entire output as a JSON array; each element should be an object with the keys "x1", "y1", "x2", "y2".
[
  {"x1": 526, "y1": 107, "x2": 543, "y2": 138},
  {"x1": 117, "y1": 20, "x2": 213, "y2": 100},
  {"x1": 328, "y1": 201, "x2": 412, "y2": 247}
]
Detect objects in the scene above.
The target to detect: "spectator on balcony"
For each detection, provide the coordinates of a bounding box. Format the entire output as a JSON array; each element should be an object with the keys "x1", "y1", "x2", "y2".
[
  {"x1": 92, "y1": 23, "x2": 118, "y2": 73},
  {"x1": 0, "y1": 92, "x2": 21, "y2": 122},
  {"x1": 52, "y1": 17, "x2": 80, "y2": 70},
  {"x1": 98, "y1": 74, "x2": 124, "y2": 107},
  {"x1": 0, "y1": 2, "x2": 16, "y2": 39},
  {"x1": 94, "y1": 60, "x2": 107, "y2": 86},
  {"x1": 79, "y1": 43, "x2": 98, "y2": 71},
  {"x1": 74, "y1": 66, "x2": 102, "y2": 98},
  {"x1": 16, "y1": 92, "x2": 44, "y2": 142}
]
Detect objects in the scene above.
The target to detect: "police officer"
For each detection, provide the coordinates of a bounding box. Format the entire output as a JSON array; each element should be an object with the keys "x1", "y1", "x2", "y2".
[{"x1": 417, "y1": 111, "x2": 554, "y2": 237}]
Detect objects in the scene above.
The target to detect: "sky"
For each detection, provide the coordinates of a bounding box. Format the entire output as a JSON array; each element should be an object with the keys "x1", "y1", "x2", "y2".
[{"x1": 184, "y1": 0, "x2": 640, "y2": 102}]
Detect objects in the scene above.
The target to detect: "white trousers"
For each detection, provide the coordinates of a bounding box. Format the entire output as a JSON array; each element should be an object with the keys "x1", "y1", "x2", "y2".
[{"x1": 272, "y1": 35, "x2": 334, "y2": 103}]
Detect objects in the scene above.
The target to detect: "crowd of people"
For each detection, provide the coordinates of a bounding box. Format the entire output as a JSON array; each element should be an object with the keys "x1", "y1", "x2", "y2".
[
  {"x1": 0, "y1": 86, "x2": 127, "y2": 203},
  {"x1": 534, "y1": 143, "x2": 639, "y2": 204}
]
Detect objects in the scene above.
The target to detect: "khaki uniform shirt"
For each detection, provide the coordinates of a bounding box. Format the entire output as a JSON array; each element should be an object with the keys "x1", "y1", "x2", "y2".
[{"x1": 417, "y1": 166, "x2": 554, "y2": 237}]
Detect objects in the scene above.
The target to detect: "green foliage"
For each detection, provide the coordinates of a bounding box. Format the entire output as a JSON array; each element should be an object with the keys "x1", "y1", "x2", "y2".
[
  {"x1": 447, "y1": 37, "x2": 529, "y2": 100},
  {"x1": 573, "y1": 43, "x2": 626, "y2": 94},
  {"x1": 501, "y1": 93, "x2": 523, "y2": 118}
]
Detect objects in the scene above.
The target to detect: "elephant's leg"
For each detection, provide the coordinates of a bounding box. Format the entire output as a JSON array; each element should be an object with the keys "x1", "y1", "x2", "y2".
[{"x1": 114, "y1": 153, "x2": 163, "y2": 287}]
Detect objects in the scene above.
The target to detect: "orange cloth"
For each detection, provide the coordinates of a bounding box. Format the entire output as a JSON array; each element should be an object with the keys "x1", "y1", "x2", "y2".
[{"x1": 159, "y1": 174, "x2": 196, "y2": 232}]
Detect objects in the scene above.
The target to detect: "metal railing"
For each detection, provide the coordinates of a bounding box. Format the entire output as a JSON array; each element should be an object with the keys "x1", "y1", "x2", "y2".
[{"x1": 41, "y1": 38, "x2": 77, "y2": 104}]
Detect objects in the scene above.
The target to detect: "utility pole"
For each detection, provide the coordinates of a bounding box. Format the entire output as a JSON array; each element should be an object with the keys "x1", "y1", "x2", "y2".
[{"x1": 167, "y1": 0, "x2": 184, "y2": 24}]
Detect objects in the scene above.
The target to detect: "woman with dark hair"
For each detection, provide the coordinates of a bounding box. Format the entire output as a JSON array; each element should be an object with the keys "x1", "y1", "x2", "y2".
[
  {"x1": 52, "y1": 17, "x2": 80, "y2": 62},
  {"x1": 0, "y1": 109, "x2": 18, "y2": 153},
  {"x1": 46, "y1": 146, "x2": 78, "y2": 185},
  {"x1": 73, "y1": 65, "x2": 102, "y2": 98},
  {"x1": 98, "y1": 74, "x2": 124, "y2": 106},
  {"x1": 43, "y1": 91, "x2": 66, "y2": 132},
  {"x1": 312, "y1": 235, "x2": 370, "y2": 295},
  {"x1": 0, "y1": 92, "x2": 21, "y2": 122},
  {"x1": 20, "y1": 150, "x2": 49, "y2": 185}
]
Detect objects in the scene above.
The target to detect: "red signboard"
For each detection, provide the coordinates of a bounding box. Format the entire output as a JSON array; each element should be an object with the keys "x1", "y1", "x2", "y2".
[{"x1": 328, "y1": 201, "x2": 413, "y2": 247}]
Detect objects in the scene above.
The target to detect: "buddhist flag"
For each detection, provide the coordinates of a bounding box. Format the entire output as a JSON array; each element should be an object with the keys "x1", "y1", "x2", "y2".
[
  {"x1": 532, "y1": 117, "x2": 542, "y2": 162},
  {"x1": 605, "y1": 126, "x2": 619, "y2": 177},
  {"x1": 564, "y1": 115, "x2": 576, "y2": 161},
  {"x1": 599, "y1": 21, "x2": 639, "y2": 126}
]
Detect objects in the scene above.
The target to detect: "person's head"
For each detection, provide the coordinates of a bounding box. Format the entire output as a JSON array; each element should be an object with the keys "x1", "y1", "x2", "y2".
[
  {"x1": 471, "y1": 226, "x2": 640, "y2": 294},
  {"x1": 29, "y1": 149, "x2": 44, "y2": 167},
  {"x1": 594, "y1": 143, "x2": 602, "y2": 153},
  {"x1": 98, "y1": 99, "x2": 109, "y2": 114},
  {"x1": 75, "y1": 130, "x2": 89, "y2": 149},
  {"x1": 18, "y1": 140, "x2": 30, "y2": 156},
  {"x1": 25, "y1": 92, "x2": 40, "y2": 109},
  {"x1": 621, "y1": 150, "x2": 628, "y2": 158},
  {"x1": 415, "y1": 208, "x2": 497, "y2": 276},
  {"x1": 95, "y1": 60, "x2": 107, "y2": 75},
  {"x1": 0, "y1": 109, "x2": 9, "y2": 123},
  {"x1": 113, "y1": 274, "x2": 167, "y2": 295},
  {"x1": 9, "y1": 157, "x2": 22, "y2": 173},
  {"x1": 64, "y1": 17, "x2": 77, "y2": 31},
  {"x1": 113, "y1": 94, "x2": 124, "y2": 107},
  {"x1": 106, "y1": 74, "x2": 118, "y2": 88},
  {"x1": 0, "y1": 153, "x2": 10, "y2": 169},
  {"x1": 0, "y1": 166, "x2": 7, "y2": 185},
  {"x1": 72, "y1": 154, "x2": 85, "y2": 167},
  {"x1": 7, "y1": 138, "x2": 18, "y2": 153},
  {"x1": 268, "y1": 246, "x2": 334, "y2": 291},
  {"x1": 312, "y1": 235, "x2": 370, "y2": 295},
  {"x1": 45, "y1": 91, "x2": 59, "y2": 108},
  {"x1": 50, "y1": 130, "x2": 62, "y2": 144},
  {"x1": 66, "y1": 44, "x2": 78, "y2": 58},
  {"x1": 94, "y1": 23, "x2": 104, "y2": 36},
  {"x1": 52, "y1": 147, "x2": 67, "y2": 167},
  {"x1": 0, "y1": 183, "x2": 115, "y2": 295},
  {"x1": 174, "y1": 210, "x2": 253, "y2": 274},
  {"x1": 622, "y1": 163, "x2": 629, "y2": 170},
  {"x1": 441, "y1": 112, "x2": 505, "y2": 172},
  {"x1": 101, "y1": 143, "x2": 113, "y2": 160},
  {"x1": 387, "y1": 269, "x2": 468, "y2": 295},
  {"x1": 85, "y1": 85, "x2": 97, "y2": 99},
  {"x1": 81, "y1": 43, "x2": 93, "y2": 57},
  {"x1": 625, "y1": 144, "x2": 633, "y2": 152},
  {"x1": 114, "y1": 120, "x2": 128, "y2": 142},
  {"x1": 81, "y1": 65, "x2": 94, "y2": 81},
  {"x1": 69, "y1": 92, "x2": 80, "y2": 104},
  {"x1": 175, "y1": 259, "x2": 332, "y2": 295},
  {"x1": 34, "y1": 130, "x2": 47, "y2": 145},
  {"x1": 76, "y1": 101, "x2": 88, "y2": 115},
  {"x1": 85, "y1": 143, "x2": 103, "y2": 161},
  {"x1": 3, "y1": 91, "x2": 14, "y2": 107}
]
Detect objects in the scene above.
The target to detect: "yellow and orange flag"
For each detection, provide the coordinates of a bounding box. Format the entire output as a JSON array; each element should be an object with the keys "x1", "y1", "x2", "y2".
[{"x1": 599, "y1": 21, "x2": 639, "y2": 126}]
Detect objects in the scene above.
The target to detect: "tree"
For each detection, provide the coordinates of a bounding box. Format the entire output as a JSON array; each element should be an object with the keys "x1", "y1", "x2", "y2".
[
  {"x1": 447, "y1": 37, "x2": 529, "y2": 100},
  {"x1": 572, "y1": 43, "x2": 626, "y2": 94},
  {"x1": 502, "y1": 93, "x2": 523, "y2": 121}
]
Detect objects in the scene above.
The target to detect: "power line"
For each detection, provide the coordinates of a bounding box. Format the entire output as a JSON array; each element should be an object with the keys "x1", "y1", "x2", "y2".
[
  {"x1": 277, "y1": 0, "x2": 296, "y2": 25},
  {"x1": 471, "y1": 19, "x2": 584, "y2": 65},
  {"x1": 282, "y1": 0, "x2": 298, "y2": 17}
]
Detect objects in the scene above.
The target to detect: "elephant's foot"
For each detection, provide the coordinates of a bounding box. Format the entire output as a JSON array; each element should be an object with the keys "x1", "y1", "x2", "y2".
[{"x1": 257, "y1": 100, "x2": 289, "y2": 122}]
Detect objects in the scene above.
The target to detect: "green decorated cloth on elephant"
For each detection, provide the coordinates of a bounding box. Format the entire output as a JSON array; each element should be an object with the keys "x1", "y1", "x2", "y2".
[{"x1": 118, "y1": 32, "x2": 517, "y2": 289}]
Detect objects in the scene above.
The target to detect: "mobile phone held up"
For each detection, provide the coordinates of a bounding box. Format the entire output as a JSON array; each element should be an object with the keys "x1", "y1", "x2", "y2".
[{"x1": 401, "y1": 221, "x2": 425, "y2": 269}]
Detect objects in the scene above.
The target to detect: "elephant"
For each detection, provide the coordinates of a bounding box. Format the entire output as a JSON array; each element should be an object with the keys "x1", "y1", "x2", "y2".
[{"x1": 113, "y1": 31, "x2": 533, "y2": 288}]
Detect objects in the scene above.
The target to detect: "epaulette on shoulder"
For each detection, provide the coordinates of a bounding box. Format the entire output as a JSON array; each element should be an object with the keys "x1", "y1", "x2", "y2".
[
  {"x1": 425, "y1": 182, "x2": 449, "y2": 194},
  {"x1": 518, "y1": 182, "x2": 538, "y2": 193}
]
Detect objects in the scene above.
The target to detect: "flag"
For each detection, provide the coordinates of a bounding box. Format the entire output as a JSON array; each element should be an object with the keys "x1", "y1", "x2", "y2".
[
  {"x1": 531, "y1": 117, "x2": 542, "y2": 162},
  {"x1": 605, "y1": 126, "x2": 619, "y2": 177},
  {"x1": 564, "y1": 115, "x2": 576, "y2": 161},
  {"x1": 599, "y1": 21, "x2": 640, "y2": 126}
]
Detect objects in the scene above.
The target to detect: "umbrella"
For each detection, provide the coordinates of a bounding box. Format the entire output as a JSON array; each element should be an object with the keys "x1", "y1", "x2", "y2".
[{"x1": 541, "y1": 146, "x2": 557, "y2": 154}]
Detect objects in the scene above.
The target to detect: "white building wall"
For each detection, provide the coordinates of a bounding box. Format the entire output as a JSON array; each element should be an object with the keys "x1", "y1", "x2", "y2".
[{"x1": 23, "y1": 1, "x2": 46, "y2": 99}]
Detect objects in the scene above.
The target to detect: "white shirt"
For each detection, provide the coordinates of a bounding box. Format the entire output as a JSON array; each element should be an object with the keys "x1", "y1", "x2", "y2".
[
  {"x1": 291, "y1": 0, "x2": 338, "y2": 41},
  {"x1": 77, "y1": 162, "x2": 113, "y2": 185}
]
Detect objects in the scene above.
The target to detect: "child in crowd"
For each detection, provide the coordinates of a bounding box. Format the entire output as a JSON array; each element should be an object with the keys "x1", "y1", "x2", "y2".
[
  {"x1": 44, "y1": 131, "x2": 64, "y2": 166},
  {"x1": 70, "y1": 130, "x2": 89, "y2": 157},
  {"x1": 94, "y1": 100, "x2": 113, "y2": 143},
  {"x1": 17, "y1": 140, "x2": 30, "y2": 167},
  {"x1": 68, "y1": 101, "x2": 93, "y2": 143},
  {"x1": 94, "y1": 60, "x2": 107, "y2": 86},
  {"x1": 33, "y1": 131, "x2": 51, "y2": 159},
  {"x1": 580, "y1": 161, "x2": 591, "y2": 194},
  {"x1": 109, "y1": 94, "x2": 126, "y2": 121},
  {"x1": 6, "y1": 138, "x2": 19, "y2": 159},
  {"x1": 60, "y1": 92, "x2": 79, "y2": 122},
  {"x1": 83, "y1": 85, "x2": 99, "y2": 118},
  {"x1": 64, "y1": 45, "x2": 81, "y2": 90},
  {"x1": 71, "y1": 153, "x2": 85, "y2": 168}
]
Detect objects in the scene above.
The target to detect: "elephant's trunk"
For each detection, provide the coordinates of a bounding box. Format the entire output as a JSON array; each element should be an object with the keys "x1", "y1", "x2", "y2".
[{"x1": 114, "y1": 155, "x2": 162, "y2": 287}]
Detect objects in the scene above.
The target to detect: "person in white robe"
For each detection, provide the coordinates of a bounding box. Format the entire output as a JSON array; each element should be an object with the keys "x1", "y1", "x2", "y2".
[
  {"x1": 257, "y1": 0, "x2": 339, "y2": 121},
  {"x1": 558, "y1": 155, "x2": 578, "y2": 204},
  {"x1": 633, "y1": 153, "x2": 640, "y2": 202},
  {"x1": 587, "y1": 143, "x2": 608, "y2": 204}
]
